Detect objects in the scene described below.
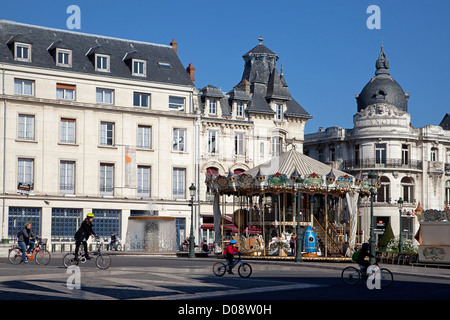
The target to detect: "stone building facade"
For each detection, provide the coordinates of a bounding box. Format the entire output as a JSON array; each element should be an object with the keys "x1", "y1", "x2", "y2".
[{"x1": 304, "y1": 46, "x2": 450, "y2": 244}]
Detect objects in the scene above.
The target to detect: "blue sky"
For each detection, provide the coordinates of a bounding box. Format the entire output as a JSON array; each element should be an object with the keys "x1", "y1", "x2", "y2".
[{"x1": 2, "y1": 0, "x2": 449, "y2": 133}]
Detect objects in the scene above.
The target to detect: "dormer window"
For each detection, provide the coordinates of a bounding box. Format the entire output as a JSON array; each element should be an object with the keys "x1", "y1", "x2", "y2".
[
  {"x1": 56, "y1": 49, "x2": 72, "y2": 67},
  {"x1": 15, "y1": 43, "x2": 31, "y2": 62},
  {"x1": 236, "y1": 101, "x2": 244, "y2": 118},
  {"x1": 95, "y1": 54, "x2": 110, "y2": 72},
  {"x1": 209, "y1": 98, "x2": 217, "y2": 115},
  {"x1": 132, "y1": 59, "x2": 146, "y2": 77},
  {"x1": 275, "y1": 104, "x2": 284, "y2": 121}
]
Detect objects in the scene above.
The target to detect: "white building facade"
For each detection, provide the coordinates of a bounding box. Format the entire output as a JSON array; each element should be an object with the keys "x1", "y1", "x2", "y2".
[
  {"x1": 0, "y1": 20, "x2": 197, "y2": 248},
  {"x1": 0, "y1": 22, "x2": 312, "y2": 251}
]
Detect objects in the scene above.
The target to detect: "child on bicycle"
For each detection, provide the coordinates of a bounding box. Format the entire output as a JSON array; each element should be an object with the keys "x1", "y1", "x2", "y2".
[
  {"x1": 17, "y1": 222, "x2": 36, "y2": 263},
  {"x1": 224, "y1": 239, "x2": 239, "y2": 274}
]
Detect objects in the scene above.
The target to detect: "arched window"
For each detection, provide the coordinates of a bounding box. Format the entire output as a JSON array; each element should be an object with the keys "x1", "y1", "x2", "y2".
[
  {"x1": 401, "y1": 177, "x2": 415, "y2": 203},
  {"x1": 233, "y1": 168, "x2": 245, "y2": 175},
  {"x1": 205, "y1": 167, "x2": 218, "y2": 178},
  {"x1": 376, "y1": 176, "x2": 390, "y2": 203}
]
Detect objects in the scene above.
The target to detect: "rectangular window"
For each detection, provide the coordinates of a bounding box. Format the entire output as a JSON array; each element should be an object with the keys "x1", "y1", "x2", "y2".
[
  {"x1": 18, "y1": 158, "x2": 34, "y2": 186},
  {"x1": 375, "y1": 144, "x2": 386, "y2": 164},
  {"x1": 402, "y1": 144, "x2": 409, "y2": 165},
  {"x1": 14, "y1": 79, "x2": 34, "y2": 96},
  {"x1": 18, "y1": 114, "x2": 34, "y2": 140},
  {"x1": 260, "y1": 142, "x2": 264, "y2": 158},
  {"x1": 132, "y1": 59, "x2": 146, "y2": 76},
  {"x1": 173, "y1": 168, "x2": 185, "y2": 199},
  {"x1": 95, "y1": 54, "x2": 110, "y2": 72},
  {"x1": 133, "y1": 92, "x2": 150, "y2": 108},
  {"x1": 209, "y1": 98, "x2": 217, "y2": 115},
  {"x1": 235, "y1": 132, "x2": 244, "y2": 155},
  {"x1": 275, "y1": 104, "x2": 283, "y2": 121},
  {"x1": 8, "y1": 207, "x2": 41, "y2": 239},
  {"x1": 60, "y1": 118, "x2": 76, "y2": 143},
  {"x1": 138, "y1": 126, "x2": 151, "y2": 149},
  {"x1": 137, "y1": 166, "x2": 151, "y2": 197},
  {"x1": 272, "y1": 136, "x2": 282, "y2": 157},
  {"x1": 354, "y1": 145, "x2": 360, "y2": 166},
  {"x1": 56, "y1": 83, "x2": 75, "y2": 100},
  {"x1": 91, "y1": 209, "x2": 121, "y2": 238},
  {"x1": 15, "y1": 43, "x2": 31, "y2": 62},
  {"x1": 51, "y1": 208, "x2": 82, "y2": 241},
  {"x1": 236, "y1": 101, "x2": 244, "y2": 118},
  {"x1": 100, "y1": 122, "x2": 115, "y2": 146},
  {"x1": 208, "y1": 130, "x2": 217, "y2": 154},
  {"x1": 169, "y1": 96, "x2": 185, "y2": 111},
  {"x1": 100, "y1": 163, "x2": 114, "y2": 195},
  {"x1": 96, "y1": 88, "x2": 113, "y2": 104},
  {"x1": 56, "y1": 49, "x2": 72, "y2": 67},
  {"x1": 173, "y1": 128, "x2": 186, "y2": 152},
  {"x1": 430, "y1": 147, "x2": 438, "y2": 162},
  {"x1": 60, "y1": 161, "x2": 75, "y2": 194}
]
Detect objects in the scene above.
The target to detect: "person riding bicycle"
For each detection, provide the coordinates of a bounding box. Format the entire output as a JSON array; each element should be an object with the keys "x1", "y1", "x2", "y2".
[
  {"x1": 17, "y1": 222, "x2": 36, "y2": 263},
  {"x1": 354, "y1": 242, "x2": 374, "y2": 277},
  {"x1": 74, "y1": 213, "x2": 97, "y2": 261},
  {"x1": 224, "y1": 239, "x2": 240, "y2": 274}
]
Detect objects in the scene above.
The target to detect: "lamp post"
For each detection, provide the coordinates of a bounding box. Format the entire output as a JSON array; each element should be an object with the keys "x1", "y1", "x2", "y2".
[
  {"x1": 368, "y1": 171, "x2": 377, "y2": 264},
  {"x1": 295, "y1": 192, "x2": 303, "y2": 262},
  {"x1": 188, "y1": 183, "x2": 196, "y2": 258},
  {"x1": 397, "y1": 197, "x2": 404, "y2": 253}
]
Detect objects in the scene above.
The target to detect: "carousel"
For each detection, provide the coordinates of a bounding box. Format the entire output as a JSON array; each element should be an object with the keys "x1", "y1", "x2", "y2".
[{"x1": 206, "y1": 149, "x2": 377, "y2": 258}]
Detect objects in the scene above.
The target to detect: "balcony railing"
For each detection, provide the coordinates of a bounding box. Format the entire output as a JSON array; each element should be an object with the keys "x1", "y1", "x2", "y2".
[{"x1": 341, "y1": 158, "x2": 423, "y2": 171}]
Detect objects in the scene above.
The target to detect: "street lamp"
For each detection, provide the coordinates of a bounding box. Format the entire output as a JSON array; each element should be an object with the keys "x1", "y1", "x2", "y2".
[
  {"x1": 397, "y1": 197, "x2": 404, "y2": 253},
  {"x1": 295, "y1": 192, "x2": 303, "y2": 263},
  {"x1": 368, "y1": 171, "x2": 377, "y2": 264},
  {"x1": 188, "y1": 183, "x2": 196, "y2": 258}
]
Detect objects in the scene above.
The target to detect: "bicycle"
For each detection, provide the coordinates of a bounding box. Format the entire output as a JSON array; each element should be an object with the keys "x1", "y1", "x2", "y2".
[
  {"x1": 213, "y1": 252, "x2": 252, "y2": 278},
  {"x1": 8, "y1": 237, "x2": 51, "y2": 266},
  {"x1": 341, "y1": 261, "x2": 393, "y2": 287},
  {"x1": 63, "y1": 236, "x2": 111, "y2": 270}
]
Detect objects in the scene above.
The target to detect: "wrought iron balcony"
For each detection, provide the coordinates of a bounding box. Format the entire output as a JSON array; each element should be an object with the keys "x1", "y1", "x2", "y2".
[{"x1": 341, "y1": 158, "x2": 423, "y2": 171}]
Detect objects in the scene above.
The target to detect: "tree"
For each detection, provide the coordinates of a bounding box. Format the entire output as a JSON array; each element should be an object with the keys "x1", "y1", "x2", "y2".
[{"x1": 378, "y1": 222, "x2": 395, "y2": 250}]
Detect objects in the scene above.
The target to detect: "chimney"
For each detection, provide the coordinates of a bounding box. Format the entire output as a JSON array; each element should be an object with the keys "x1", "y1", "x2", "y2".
[
  {"x1": 170, "y1": 39, "x2": 178, "y2": 54},
  {"x1": 186, "y1": 63, "x2": 195, "y2": 84}
]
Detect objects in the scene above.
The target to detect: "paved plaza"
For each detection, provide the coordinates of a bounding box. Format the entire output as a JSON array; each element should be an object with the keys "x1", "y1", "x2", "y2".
[{"x1": 0, "y1": 252, "x2": 449, "y2": 302}]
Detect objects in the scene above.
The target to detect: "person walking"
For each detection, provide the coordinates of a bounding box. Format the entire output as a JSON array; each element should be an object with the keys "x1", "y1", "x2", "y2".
[
  {"x1": 17, "y1": 222, "x2": 36, "y2": 263},
  {"x1": 74, "y1": 213, "x2": 96, "y2": 261}
]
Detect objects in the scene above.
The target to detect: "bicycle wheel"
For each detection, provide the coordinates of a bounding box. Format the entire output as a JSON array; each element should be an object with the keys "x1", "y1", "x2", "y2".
[
  {"x1": 238, "y1": 262, "x2": 252, "y2": 278},
  {"x1": 8, "y1": 248, "x2": 23, "y2": 265},
  {"x1": 213, "y1": 262, "x2": 227, "y2": 276},
  {"x1": 63, "y1": 253, "x2": 79, "y2": 268},
  {"x1": 379, "y1": 268, "x2": 394, "y2": 287},
  {"x1": 35, "y1": 249, "x2": 51, "y2": 266},
  {"x1": 341, "y1": 266, "x2": 361, "y2": 285},
  {"x1": 95, "y1": 254, "x2": 111, "y2": 269}
]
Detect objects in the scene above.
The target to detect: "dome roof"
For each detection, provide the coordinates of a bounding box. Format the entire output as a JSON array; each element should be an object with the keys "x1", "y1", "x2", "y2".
[{"x1": 356, "y1": 46, "x2": 409, "y2": 112}]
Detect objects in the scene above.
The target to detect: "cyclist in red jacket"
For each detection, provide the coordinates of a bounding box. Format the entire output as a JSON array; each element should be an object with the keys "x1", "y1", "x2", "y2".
[{"x1": 224, "y1": 239, "x2": 239, "y2": 274}]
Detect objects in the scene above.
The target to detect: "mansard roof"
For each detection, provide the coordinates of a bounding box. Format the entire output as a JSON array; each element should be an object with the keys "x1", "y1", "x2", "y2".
[{"x1": 0, "y1": 20, "x2": 194, "y2": 87}]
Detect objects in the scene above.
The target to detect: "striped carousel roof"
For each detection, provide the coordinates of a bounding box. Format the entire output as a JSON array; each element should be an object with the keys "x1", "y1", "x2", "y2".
[{"x1": 244, "y1": 149, "x2": 350, "y2": 178}]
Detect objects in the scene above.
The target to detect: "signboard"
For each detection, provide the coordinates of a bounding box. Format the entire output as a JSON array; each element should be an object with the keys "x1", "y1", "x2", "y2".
[
  {"x1": 125, "y1": 146, "x2": 136, "y2": 188},
  {"x1": 17, "y1": 183, "x2": 33, "y2": 195}
]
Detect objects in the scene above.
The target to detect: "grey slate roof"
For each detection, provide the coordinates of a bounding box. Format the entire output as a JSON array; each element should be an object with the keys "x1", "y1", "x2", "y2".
[
  {"x1": 0, "y1": 20, "x2": 194, "y2": 87},
  {"x1": 356, "y1": 46, "x2": 409, "y2": 113},
  {"x1": 198, "y1": 37, "x2": 311, "y2": 119}
]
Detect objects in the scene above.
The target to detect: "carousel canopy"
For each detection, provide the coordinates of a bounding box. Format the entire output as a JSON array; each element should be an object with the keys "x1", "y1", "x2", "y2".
[
  {"x1": 245, "y1": 148, "x2": 348, "y2": 177},
  {"x1": 206, "y1": 149, "x2": 374, "y2": 195}
]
